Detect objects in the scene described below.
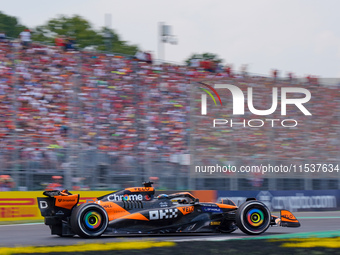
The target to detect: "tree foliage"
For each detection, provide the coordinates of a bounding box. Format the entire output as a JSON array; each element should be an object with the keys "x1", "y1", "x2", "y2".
[
  {"x1": 32, "y1": 15, "x2": 139, "y2": 55},
  {"x1": 185, "y1": 52, "x2": 223, "y2": 66},
  {"x1": 0, "y1": 11, "x2": 27, "y2": 38}
]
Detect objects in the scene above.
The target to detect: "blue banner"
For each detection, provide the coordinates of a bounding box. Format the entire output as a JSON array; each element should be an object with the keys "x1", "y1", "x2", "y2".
[{"x1": 217, "y1": 190, "x2": 340, "y2": 212}]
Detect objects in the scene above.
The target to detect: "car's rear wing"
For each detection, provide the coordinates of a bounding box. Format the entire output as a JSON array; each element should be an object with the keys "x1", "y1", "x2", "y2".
[{"x1": 37, "y1": 190, "x2": 79, "y2": 218}]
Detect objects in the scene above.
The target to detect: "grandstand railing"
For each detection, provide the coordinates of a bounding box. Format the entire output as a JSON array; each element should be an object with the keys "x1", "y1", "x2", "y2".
[{"x1": 0, "y1": 39, "x2": 339, "y2": 191}]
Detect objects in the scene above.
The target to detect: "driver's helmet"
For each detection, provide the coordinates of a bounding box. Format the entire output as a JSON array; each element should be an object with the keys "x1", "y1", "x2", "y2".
[{"x1": 157, "y1": 194, "x2": 169, "y2": 199}]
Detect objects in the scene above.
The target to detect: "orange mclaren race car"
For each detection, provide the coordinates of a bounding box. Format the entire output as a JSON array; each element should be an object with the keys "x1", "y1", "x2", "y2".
[{"x1": 37, "y1": 182, "x2": 300, "y2": 238}]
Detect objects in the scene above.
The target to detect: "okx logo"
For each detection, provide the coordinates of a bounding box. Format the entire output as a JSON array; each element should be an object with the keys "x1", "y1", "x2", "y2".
[
  {"x1": 149, "y1": 209, "x2": 178, "y2": 220},
  {"x1": 199, "y1": 83, "x2": 312, "y2": 128}
]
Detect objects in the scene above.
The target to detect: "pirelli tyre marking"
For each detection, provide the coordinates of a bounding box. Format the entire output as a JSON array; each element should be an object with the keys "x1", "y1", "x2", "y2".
[{"x1": 149, "y1": 208, "x2": 178, "y2": 220}]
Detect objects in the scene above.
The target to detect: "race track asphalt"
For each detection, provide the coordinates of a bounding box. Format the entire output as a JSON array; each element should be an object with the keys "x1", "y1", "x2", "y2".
[{"x1": 0, "y1": 211, "x2": 339, "y2": 248}]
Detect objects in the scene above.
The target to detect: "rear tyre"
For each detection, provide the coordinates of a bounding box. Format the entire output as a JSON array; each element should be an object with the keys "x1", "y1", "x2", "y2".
[
  {"x1": 236, "y1": 200, "x2": 270, "y2": 235},
  {"x1": 70, "y1": 203, "x2": 108, "y2": 238}
]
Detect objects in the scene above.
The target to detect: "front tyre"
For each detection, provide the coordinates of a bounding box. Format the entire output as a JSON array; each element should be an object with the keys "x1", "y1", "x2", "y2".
[
  {"x1": 236, "y1": 200, "x2": 270, "y2": 235},
  {"x1": 70, "y1": 203, "x2": 108, "y2": 238}
]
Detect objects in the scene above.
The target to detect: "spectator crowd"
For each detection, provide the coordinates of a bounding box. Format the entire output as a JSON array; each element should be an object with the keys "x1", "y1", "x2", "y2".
[{"x1": 0, "y1": 37, "x2": 339, "y2": 190}]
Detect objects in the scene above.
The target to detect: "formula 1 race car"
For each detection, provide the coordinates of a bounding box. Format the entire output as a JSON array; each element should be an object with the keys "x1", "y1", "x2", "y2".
[{"x1": 37, "y1": 182, "x2": 300, "y2": 238}]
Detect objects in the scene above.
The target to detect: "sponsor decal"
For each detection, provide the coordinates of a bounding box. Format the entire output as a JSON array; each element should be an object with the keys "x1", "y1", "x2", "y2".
[
  {"x1": 55, "y1": 195, "x2": 79, "y2": 210},
  {"x1": 0, "y1": 206, "x2": 37, "y2": 218},
  {"x1": 145, "y1": 194, "x2": 152, "y2": 201},
  {"x1": 218, "y1": 190, "x2": 339, "y2": 211},
  {"x1": 281, "y1": 214, "x2": 294, "y2": 220},
  {"x1": 131, "y1": 187, "x2": 151, "y2": 192},
  {"x1": 0, "y1": 191, "x2": 108, "y2": 222},
  {"x1": 201, "y1": 206, "x2": 222, "y2": 213},
  {"x1": 0, "y1": 198, "x2": 35, "y2": 206},
  {"x1": 39, "y1": 201, "x2": 48, "y2": 209},
  {"x1": 159, "y1": 202, "x2": 168, "y2": 207},
  {"x1": 57, "y1": 198, "x2": 77, "y2": 203},
  {"x1": 200, "y1": 203, "x2": 219, "y2": 207},
  {"x1": 281, "y1": 210, "x2": 297, "y2": 221},
  {"x1": 181, "y1": 206, "x2": 194, "y2": 213},
  {"x1": 177, "y1": 206, "x2": 195, "y2": 215},
  {"x1": 149, "y1": 209, "x2": 178, "y2": 220},
  {"x1": 107, "y1": 194, "x2": 143, "y2": 202},
  {"x1": 210, "y1": 221, "x2": 221, "y2": 226}
]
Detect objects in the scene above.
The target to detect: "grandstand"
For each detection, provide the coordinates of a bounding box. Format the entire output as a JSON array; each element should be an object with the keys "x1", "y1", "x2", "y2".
[{"x1": 0, "y1": 39, "x2": 339, "y2": 191}]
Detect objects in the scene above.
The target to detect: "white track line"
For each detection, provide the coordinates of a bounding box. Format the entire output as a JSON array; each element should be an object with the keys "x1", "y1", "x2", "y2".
[{"x1": 0, "y1": 223, "x2": 44, "y2": 227}]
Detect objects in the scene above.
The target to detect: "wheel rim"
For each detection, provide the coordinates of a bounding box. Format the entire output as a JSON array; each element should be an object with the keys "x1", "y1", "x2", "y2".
[
  {"x1": 242, "y1": 203, "x2": 270, "y2": 233},
  {"x1": 246, "y1": 208, "x2": 264, "y2": 227},
  {"x1": 83, "y1": 210, "x2": 103, "y2": 230}
]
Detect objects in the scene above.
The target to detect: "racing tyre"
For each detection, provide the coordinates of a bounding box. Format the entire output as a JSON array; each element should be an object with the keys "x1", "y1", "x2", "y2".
[
  {"x1": 236, "y1": 200, "x2": 271, "y2": 235},
  {"x1": 70, "y1": 203, "x2": 108, "y2": 238}
]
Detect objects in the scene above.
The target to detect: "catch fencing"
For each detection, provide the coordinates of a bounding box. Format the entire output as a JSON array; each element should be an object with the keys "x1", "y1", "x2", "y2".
[{"x1": 0, "y1": 41, "x2": 339, "y2": 191}]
